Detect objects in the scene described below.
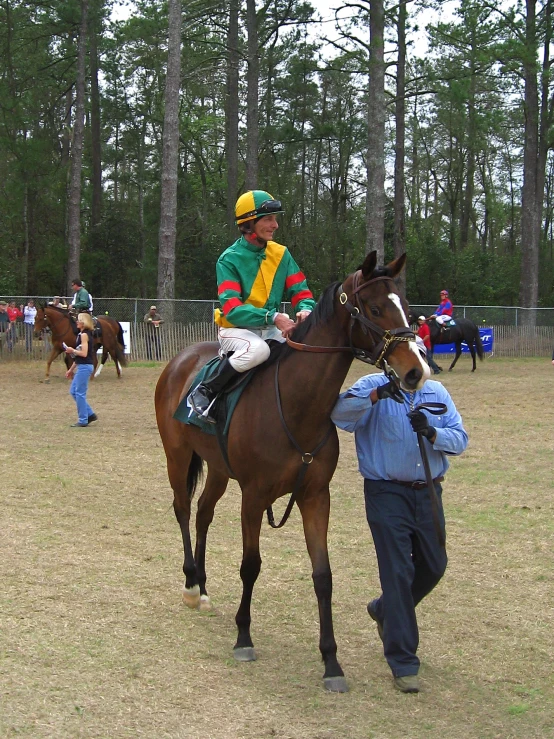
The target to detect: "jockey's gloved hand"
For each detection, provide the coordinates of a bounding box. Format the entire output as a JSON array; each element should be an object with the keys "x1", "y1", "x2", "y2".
[
  {"x1": 376, "y1": 381, "x2": 404, "y2": 404},
  {"x1": 407, "y1": 410, "x2": 436, "y2": 439}
]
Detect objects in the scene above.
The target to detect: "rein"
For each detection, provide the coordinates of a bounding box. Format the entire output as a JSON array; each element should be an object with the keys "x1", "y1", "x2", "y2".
[
  {"x1": 413, "y1": 402, "x2": 448, "y2": 547},
  {"x1": 266, "y1": 358, "x2": 334, "y2": 529}
]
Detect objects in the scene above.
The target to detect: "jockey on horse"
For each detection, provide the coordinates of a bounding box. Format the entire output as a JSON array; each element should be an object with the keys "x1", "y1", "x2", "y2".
[
  {"x1": 428, "y1": 289, "x2": 454, "y2": 330},
  {"x1": 190, "y1": 190, "x2": 316, "y2": 423},
  {"x1": 69, "y1": 279, "x2": 92, "y2": 317}
]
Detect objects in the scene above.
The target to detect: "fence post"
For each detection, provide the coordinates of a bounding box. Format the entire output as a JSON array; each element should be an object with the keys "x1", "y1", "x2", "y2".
[{"x1": 134, "y1": 299, "x2": 138, "y2": 326}]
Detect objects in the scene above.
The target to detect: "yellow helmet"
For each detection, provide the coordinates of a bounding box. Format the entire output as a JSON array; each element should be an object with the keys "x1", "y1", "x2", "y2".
[{"x1": 235, "y1": 190, "x2": 285, "y2": 225}]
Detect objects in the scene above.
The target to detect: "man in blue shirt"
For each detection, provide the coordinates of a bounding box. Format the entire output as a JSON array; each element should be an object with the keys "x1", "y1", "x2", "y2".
[{"x1": 331, "y1": 363, "x2": 468, "y2": 694}]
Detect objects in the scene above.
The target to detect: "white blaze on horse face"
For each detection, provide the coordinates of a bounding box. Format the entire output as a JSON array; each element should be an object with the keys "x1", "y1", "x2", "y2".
[{"x1": 388, "y1": 293, "x2": 431, "y2": 384}]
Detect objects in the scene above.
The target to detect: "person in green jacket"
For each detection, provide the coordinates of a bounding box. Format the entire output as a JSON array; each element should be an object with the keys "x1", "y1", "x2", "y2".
[
  {"x1": 190, "y1": 189, "x2": 316, "y2": 422},
  {"x1": 70, "y1": 279, "x2": 91, "y2": 315}
]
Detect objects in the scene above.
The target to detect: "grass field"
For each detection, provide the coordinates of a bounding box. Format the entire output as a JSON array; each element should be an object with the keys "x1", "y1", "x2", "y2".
[{"x1": 1, "y1": 356, "x2": 553, "y2": 739}]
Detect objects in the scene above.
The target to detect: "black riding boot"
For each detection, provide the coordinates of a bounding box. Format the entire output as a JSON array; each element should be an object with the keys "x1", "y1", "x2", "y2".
[{"x1": 190, "y1": 357, "x2": 240, "y2": 423}]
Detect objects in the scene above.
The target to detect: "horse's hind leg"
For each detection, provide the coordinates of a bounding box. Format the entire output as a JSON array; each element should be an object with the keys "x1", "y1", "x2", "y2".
[
  {"x1": 168, "y1": 451, "x2": 201, "y2": 609},
  {"x1": 194, "y1": 467, "x2": 229, "y2": 612},
  {"x1": 469, "y1": 345, "x2": 477, "y2": 371},
  {"x1": 297, "y1": 489, "x2": 348, "y2": 693},
  {"x1": 94, "y1": 349, "x2": 109, "y2": 378}
]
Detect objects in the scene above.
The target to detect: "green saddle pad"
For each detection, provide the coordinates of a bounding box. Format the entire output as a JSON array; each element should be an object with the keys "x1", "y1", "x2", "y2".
[{"x1": 173, "y1": 357, "x2": 254, "y2": 436}]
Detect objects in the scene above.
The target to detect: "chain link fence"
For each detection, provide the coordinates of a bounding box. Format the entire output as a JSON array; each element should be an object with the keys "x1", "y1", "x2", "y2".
[{"x1": 1, "y1": 297, "x2": 553, "y2": 363}]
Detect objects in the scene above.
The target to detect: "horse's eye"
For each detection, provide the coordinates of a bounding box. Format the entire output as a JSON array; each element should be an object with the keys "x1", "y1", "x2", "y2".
[{"x1": 370, "y1": 306, "x2": 380, "y2": 317}]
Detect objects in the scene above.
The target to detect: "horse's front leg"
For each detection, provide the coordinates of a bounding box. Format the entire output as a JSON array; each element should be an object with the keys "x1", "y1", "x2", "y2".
[
  {"x1": 297, "y1": 487, "x2": 348, "y2": 693},
  {"x1": 44, "y1": 346, "x2": 63, "y2": 382},
  {"x1": 233, "y1": 496, "x2": 263, "y2": 662},
  {"x1": 448, "y1": 344, "x2": 462, "y2": 371}
]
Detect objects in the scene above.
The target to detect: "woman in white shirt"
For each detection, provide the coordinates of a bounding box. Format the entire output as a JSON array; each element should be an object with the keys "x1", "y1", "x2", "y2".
[{"x1": 23, "y1": 299, "x2": 37, "y2": 352}]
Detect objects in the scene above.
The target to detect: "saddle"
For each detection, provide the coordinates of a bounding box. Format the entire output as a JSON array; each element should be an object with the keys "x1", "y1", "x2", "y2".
[
  {"x1": 174, "y1": 341, "x2": 282, "y2": 437},
  {"x1": 174, "y1": 356, "x2": 254, "y2": 436}
]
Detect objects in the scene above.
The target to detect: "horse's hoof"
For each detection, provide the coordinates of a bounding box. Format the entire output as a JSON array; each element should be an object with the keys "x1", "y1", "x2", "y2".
[
  {"x1": 198, "y1": 594, "x2": 213, "y2": 612},
  {"x1": 44, "y1": 378, "x2": 50, "y2": 384},
  {"x1": 233, "y1": 647, "x2": 257, "y2": 662},
  {"x1": 182, "y1": 584, "x2": 201, "y2": 609},
  {"x1": 323, "y1": 676, "x2": 349, "y2": 693}
]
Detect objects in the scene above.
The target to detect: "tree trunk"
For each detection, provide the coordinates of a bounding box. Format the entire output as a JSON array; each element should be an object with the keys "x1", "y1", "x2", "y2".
[
  {"x1": 66, "y1": 0, "x2": 88, "y2": 293},
  {"x1": 90, "y1": 4, "x2": 102, "y2": 232},
  {"x1": 245, "y1": 0, "x2": 259, "y2": 189},
  {"x1": 393, "y1": 0, "x2": 406, "y2": 295},
  {"x1": 519, "y1": 0, "x2": 539, "y2": 324},
  {"x1": 157, "y1": 0, "x2": 182, "y2": 320},
  {"x1": 366, "y1": 0, "x2": 385, "y2": 262},
  {"x1": 225, "y1": 0, "x2": 240, "y2": 236}
]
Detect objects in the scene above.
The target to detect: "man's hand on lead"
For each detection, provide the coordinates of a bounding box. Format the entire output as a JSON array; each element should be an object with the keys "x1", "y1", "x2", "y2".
[{"x1": 407, "y1": 410, "x2": 436, "y2": 439}]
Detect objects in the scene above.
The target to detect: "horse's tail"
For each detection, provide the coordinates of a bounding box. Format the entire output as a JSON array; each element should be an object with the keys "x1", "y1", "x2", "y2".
[
  {"x1": 115, "y1": 322, "x2": 129, "y2": 367},
  {"x1": 474, "y1": 325, "x2": 485, "y2": 360},
  {"x1": 187, "y1": 451, "x2": 204, "y2": 501}
]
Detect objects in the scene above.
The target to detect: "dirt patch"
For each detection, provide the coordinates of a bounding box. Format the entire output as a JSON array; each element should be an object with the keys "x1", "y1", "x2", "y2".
[{"x1": 1, "y1": 357, "x2": 553, "y2": 738}]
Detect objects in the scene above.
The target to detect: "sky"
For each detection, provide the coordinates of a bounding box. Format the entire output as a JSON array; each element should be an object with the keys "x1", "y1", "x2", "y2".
[{"x1": 110, "y1": 0, "x2": 459, "y2": 58}]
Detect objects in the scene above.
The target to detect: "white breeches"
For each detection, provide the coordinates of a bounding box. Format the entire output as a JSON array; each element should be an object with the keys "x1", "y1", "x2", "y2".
[
  {"x1": 218, "y1": 326, "x2": 285, "y2": 372},
  {"x1": 435, "y1": 315, "x2": 449, "y2": 325}
]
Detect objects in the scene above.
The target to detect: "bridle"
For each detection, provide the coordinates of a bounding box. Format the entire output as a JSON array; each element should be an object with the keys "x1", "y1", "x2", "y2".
[{"x1": 286, "y1": 270, "x2": 416, "y2": 369}]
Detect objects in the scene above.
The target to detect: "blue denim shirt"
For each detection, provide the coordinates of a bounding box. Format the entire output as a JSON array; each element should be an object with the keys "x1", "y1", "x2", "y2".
[{"x1": 331, "y1": 374, "x2": 468, "y2": 482}]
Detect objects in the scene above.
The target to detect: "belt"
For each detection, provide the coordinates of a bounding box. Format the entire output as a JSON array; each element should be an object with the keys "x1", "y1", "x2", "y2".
[{"x1": 390, "y1": 476, "x2": 444, "y2": 490}]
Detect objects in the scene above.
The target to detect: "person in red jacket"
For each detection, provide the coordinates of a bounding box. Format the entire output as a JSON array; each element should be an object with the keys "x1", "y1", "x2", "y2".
[
  {"x1": 6, "y1": 300, "x2": 23, "y2": 350},
  {"x1": 417, "y1": 317, "x2": 442, "y2": 374}
]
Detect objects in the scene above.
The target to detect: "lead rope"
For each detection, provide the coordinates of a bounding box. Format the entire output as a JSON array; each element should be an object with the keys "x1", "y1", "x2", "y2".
[
  {"x1": 266, "y1": 358, "x2": 334, "y2": 529},
  {"x1": 411, "y1": 399, "x2": 448, "y2": 548}
]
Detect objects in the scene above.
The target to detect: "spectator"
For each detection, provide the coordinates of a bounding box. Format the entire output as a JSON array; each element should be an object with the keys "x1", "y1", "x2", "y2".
[
  {"x1": 417, "y1": 316, "x2": 442, "y2": 374},
  {"x1": 143, "y1": 305, "x2": 164, "y2": 361},
  {"x1": 22, "y1": 299, "x2": 37, "y2": 352},
  {"x1": 331, "y1": 367, "x2": 468, "y2": 694},
  {"x1": 49, "y1": 296, "x2": 68, "y2": 309},
  {"x1": 0, "y1": 301, "x2": 9, "y2": 351},
  {"x1": 7, "y1": 300, "x2": 23, "y2": 351}
]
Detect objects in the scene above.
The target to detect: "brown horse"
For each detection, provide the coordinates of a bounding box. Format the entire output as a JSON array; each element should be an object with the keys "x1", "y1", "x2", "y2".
[
  {"x1": 34, "y1": 305, "x2": 128, "y2": 382},
  {"x1": 155, "y1": 252, "x2": 430, "y2": 692}
]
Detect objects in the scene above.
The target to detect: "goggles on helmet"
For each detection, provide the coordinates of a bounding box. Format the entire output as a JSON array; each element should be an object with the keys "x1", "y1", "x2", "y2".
[{"x1": 237, "y1": 199, "x2": 283, "y2": 222}]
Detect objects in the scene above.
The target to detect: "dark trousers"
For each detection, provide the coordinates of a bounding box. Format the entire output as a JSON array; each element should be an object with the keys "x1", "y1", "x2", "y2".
[
  {"x1": 427, "y1": 351, "x2": 442, "y2": 373},
  {"x1": 364, "y1": 479, "x2": 447, "y2": 677},
  {"x1": 145, "y1": 333, "x2": 161, "y2": 361}
]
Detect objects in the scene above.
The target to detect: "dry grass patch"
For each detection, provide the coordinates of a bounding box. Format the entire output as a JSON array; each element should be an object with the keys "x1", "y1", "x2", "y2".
[{"x1": 1, "y1": 356, "x2": 553, "y2": 738}]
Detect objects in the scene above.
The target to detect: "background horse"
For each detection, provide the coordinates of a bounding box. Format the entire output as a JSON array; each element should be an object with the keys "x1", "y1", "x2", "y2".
[
  {"x1": 155, "y1": 252, "x2": 430, "y2": 693},
  {"x1": 34, "y1": 306, "x2": 128, "y2": 382},
  {"x1": 427, "y1": 317, "x2": 484, "y2": 372}
]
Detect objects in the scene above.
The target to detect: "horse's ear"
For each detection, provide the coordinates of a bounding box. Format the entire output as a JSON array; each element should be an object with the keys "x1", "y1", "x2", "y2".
[
  {"x1": 386, "y1": 253, "x2": 407, "y2": 278},
  {"x1": 361, "y1": 251, "x2": 378, "y2": 278}
]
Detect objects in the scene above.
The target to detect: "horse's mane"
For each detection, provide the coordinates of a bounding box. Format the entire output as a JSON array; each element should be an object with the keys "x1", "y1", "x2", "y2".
[
  {"x1": 44, "y1": 304, "x2": 70, "y2": 316},
  {"x1": 264, "y1": 281, "x2": 341, "y2": 367}
]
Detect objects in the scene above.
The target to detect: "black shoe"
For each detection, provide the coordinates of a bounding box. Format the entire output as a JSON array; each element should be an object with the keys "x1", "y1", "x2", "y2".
[
  {"x1": 189, "y1": 385, "x2": 217, "y2": 423},
  {"x1": 88, "y1": 413, "x2": 98, "y2": 423}
]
